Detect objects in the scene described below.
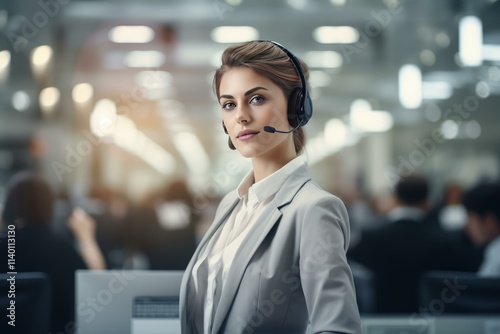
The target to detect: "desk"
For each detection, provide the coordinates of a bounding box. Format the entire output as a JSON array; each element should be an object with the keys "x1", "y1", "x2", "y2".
[{"x1": 304, "y1": 315, "x2": 500, "y2": 334}]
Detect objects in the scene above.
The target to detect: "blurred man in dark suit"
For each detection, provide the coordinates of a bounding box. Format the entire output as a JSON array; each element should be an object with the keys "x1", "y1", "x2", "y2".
[
  {"x1": 348, "y1": 175, "x2": 457, "y2": 314},
  {"x1": 463, "y1": 182, "x2": 500, "y2": 277}
]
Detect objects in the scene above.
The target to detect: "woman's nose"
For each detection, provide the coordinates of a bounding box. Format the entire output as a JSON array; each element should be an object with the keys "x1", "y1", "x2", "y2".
[{"x1": 235, "y1": 104, "x2": 251, "y2": 124}]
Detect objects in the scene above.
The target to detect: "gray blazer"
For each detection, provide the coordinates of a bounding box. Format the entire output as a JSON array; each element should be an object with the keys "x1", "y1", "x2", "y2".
[{"x1": 180, "y1": 164, "x2": 361, "y2": 334}]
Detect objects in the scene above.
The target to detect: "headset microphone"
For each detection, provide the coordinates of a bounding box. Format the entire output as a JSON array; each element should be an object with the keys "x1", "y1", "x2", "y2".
[{"x1": 263, "y1": 122, "x2": 301, "y2": 134}]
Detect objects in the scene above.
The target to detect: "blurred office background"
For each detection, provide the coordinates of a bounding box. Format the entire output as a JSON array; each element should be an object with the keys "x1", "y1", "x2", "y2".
[{"x1": 0, "y1": 0, "x2": 500, "y2": 325}]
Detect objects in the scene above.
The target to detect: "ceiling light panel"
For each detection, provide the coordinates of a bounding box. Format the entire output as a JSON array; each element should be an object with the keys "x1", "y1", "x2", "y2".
[
  {"x1": 313, "y1": 26, "x2": 359, "y2": 44},
  {"x1": 211, "y1": 26, "x2": 259, "y2": 43},
  {"x1": 108, "y1": 26, "x2": 155, "y2": 43}
]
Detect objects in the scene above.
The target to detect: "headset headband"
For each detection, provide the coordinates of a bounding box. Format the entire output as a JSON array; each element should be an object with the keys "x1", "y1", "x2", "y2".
[
  {"x1": 255, "y1": 40, "x2": 313, "y2": 127},
  {"x1": 264, "y1": 41, "x2": 308, "y2": 104}
]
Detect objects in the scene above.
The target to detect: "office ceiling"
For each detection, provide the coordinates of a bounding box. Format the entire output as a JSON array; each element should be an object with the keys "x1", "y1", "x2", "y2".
[{"x1": 1, "y1": 0, "x2": 499, "y2": 179}]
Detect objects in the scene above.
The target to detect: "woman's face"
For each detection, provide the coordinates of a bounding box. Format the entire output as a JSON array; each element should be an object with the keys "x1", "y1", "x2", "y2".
[{"x1": 219, "y1": 67, "x2": 295, "y2": 160}]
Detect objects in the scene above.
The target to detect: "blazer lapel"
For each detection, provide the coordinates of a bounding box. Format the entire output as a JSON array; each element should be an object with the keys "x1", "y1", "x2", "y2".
[
  {"x1": 180, "y1": 192, "x2": 240, "y2": 332},
  {"x1": 211, "y1": 164, "x2": 312, "y2": 334}
]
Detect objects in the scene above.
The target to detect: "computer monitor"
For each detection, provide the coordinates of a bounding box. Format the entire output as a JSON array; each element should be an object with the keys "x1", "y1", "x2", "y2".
[
  {"x1": 419, "y1": 271, "x2": 500, "y2": 314},
  {"x1": 0, "y1": 272, "x2": 52, "y2": 334},
  {"x1": 75, "y1": 270, "x2": 184, "y2": 334}
]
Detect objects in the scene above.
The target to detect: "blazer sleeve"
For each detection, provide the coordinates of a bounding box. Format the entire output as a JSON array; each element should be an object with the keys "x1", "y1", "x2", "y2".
[{"x1": 299, "y1": 195, "x2": 362, "y2": 334}]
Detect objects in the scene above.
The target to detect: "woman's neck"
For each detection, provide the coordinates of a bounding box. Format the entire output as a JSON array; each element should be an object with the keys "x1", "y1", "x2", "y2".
[{"x1": 251, "y1": 153, "x2": 297, "y2": 182}]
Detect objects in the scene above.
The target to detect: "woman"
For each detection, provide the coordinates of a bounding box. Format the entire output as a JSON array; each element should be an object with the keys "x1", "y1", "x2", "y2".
[
  {"x1": 0, "y1": 171, "x2": 106, "y2": 333},
  {"x1": 180, "y1": 41, "x2": 361, "y2": 334}
]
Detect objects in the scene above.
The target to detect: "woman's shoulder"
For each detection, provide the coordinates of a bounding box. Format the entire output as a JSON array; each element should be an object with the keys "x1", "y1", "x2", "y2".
[
  {"x1": 295, "y1": 180, "x2": 346, "y2": 209},
  {"x1": 287, "y1": 180, "x2": 351, "y2": 248}
]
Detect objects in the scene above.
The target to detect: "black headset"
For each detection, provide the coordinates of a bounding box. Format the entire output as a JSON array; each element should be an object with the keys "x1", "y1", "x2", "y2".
[{"x1": 262, "y1": 40, "x2": 313, "y2": 129}]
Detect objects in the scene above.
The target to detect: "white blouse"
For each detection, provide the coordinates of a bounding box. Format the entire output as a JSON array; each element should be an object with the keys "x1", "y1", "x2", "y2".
[{"x1": 191, "y1": 156, "x2": 305, "y2": 333}]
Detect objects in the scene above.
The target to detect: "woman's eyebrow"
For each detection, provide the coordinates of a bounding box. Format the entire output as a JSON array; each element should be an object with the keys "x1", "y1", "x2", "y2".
[{"x1": 219, "y1": 86, "x2": 268, "y2": 101}]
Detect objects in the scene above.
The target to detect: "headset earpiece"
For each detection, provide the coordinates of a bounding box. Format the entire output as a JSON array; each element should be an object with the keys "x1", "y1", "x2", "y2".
[
  {"x1": 258, "y1": 40, "x2": 313, "y2": 128},
  {"x1": 287, "y1": 87, "x2": 303, "y2": 128}
]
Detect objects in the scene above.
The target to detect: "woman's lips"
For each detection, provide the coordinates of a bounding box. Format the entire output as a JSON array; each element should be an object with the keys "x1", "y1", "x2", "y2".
[{"x1": 237, "y1": 130, "x2": 260, "y2": 141}]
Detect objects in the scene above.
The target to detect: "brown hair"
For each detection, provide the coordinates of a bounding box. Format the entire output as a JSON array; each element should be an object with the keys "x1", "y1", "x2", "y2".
[
  {"x1": 2, "y1": 171, "x2": 55, "y2": 227},
  {"x1": 214, "y1": 41, "x2": 308, "y2": 155}
]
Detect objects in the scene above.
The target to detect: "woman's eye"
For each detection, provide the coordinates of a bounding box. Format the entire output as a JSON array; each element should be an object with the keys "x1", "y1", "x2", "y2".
[
  {"x1": 222, "y1": 102, "x2": 235, "y2": 110},
  {"x1": 250, "y1": 95, "x2": 264, "y2": 104}
]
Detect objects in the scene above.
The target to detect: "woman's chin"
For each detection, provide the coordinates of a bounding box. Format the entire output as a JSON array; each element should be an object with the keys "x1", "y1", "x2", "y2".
[
  {"x1": 235, "y1": 146, "x2": 258, "y2": 159},
  {"x1": 237, "y1": 150, "x2": 255, "y2": 159}
]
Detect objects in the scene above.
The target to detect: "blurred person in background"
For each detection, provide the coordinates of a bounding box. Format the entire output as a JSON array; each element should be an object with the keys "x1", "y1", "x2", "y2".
[
  {"x1": 0, "y1": 171, "x2": 106, "y2": 334},
  {"x1": 463, "y1": 182, "x2": 500, "y2": 277},
  {"x1": 426, "y1": 182, "x2": 468, "y2": 232},
  {"x1": 348, "y1": 175, "x2": 457, "y2": 314},
  {"x1": 438, "y1": 183, "x2": 468, "y2": 231},
  {"x1": 424, "y1": 181, "x2": 484, "y2": 274},
  {"x1": 118, "y1": 180, "x2": 197, "y2": 270}
]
